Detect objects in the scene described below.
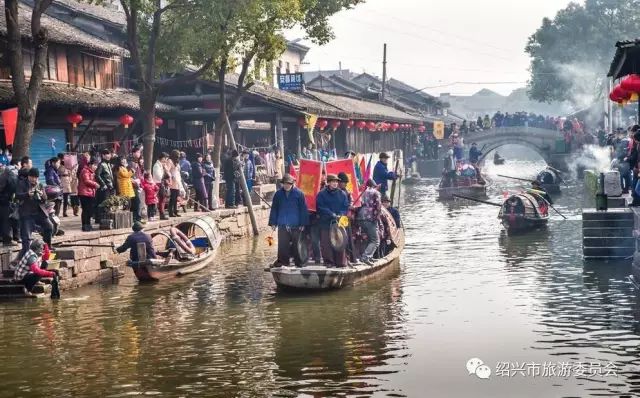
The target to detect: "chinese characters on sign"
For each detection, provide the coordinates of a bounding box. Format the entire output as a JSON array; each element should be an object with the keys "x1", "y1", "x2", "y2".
[
  {"x1": 493, "y1": 361, "x2": 618, "y2": 378},
  {"x1": 278, "y1": 73, "x2": 305, "y2": 92}
]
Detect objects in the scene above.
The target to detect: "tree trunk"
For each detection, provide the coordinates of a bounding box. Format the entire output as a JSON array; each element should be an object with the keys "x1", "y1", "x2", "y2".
[
  {"x1": 140, "y1": 90, "x2": 157, "y2": 172},
  {"x1": 11, "y1": 102, "x2": 36, "y2": 158}
]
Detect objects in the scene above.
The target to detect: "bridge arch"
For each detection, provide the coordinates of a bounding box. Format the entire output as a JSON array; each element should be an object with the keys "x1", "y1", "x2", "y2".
[{"x1": 467, "y1": 127, "x2": 560, "y2": 163}]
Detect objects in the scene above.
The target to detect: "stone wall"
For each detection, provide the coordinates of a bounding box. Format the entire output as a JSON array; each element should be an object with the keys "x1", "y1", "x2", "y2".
[{"x1": 0, "y1": 205, "x2": 271, "y2": 291}]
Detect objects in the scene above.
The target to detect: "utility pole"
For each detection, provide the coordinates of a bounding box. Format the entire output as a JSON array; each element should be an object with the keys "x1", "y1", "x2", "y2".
[{"x1": 381, "y1": 43, "x2": 387, "y2": 101}]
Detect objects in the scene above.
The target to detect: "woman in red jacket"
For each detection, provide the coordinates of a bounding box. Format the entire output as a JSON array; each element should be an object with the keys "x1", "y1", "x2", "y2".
[
  {"x1": 78, "y1": 159, "x2": 100, "y2": 231},
  {"x1": 141, "y1": 171, "x2": 160, "y2": 220}
]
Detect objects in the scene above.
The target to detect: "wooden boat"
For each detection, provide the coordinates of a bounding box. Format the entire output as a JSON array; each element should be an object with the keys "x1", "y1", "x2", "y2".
[
  {"x1": 493, "y1": 154, "x2": 505, "y2": 165},
  {"x1": 128, "y1": 215, "x2": 222, "y2": 282},
  {"x1": 499, "y1": 193, "x2": 549, "y2": 234},
  {"x1": 438, "y1": 162, "x2": 487, "y2": 200},
  {"x1": 270, "y1": 208, "x2": 404, "y2": 291},
  {"x1": 537, "y1": 168, "x2": 562, "y2": 194}
]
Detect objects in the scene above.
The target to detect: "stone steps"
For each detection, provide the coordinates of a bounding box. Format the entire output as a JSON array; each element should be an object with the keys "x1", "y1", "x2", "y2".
[{"x1": 582, "y1": 208, "x2": 636, "y2": 262}]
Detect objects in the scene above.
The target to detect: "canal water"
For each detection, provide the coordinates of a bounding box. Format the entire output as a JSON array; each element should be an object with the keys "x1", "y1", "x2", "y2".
[{"x1": 1, "y1": 156, "x2": 640, "y2": 397}]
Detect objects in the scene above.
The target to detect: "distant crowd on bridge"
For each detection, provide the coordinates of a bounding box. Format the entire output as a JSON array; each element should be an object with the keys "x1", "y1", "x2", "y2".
[{"x1": 412, "y1": 111, "x2": 592, "y2": 160}]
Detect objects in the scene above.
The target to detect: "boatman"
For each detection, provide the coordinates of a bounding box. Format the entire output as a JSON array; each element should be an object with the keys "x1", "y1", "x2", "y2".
[
  {"x1": 531, "y1": 180, "x2": 553, "y2": 205},
  {"x1": 469, "y1": 143, "x2": 482, "y2": 164},
  {"x1": 381, "y1": 194, "x2": 401, "y2": 228},
  {"x1": 116, "y1": 221, "x2": 157, "y2": 262},
  {"x1": 269, "y1": 174, "x2": 309, "y2": 267},
  {"x1": 373, "y1": 152, "x2": 399, "y2": 196}
]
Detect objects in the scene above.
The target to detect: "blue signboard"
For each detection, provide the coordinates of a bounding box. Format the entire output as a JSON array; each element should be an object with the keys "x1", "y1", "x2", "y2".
[{"x1": 278, "y1": 73, "x2": 305, "y2": 92}]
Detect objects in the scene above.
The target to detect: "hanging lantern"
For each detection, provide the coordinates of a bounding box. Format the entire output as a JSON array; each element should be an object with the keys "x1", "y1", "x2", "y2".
[
  {"x1": 330, "y1": 120, "x2": 341, "y2": 130},
  {"x1": 298, "y1": 117, "x2": 307, "y2": 127},
  {"x1": 346, "y1": 120, "x2": 354, "y2": 128},
  {"x1": 66, "y1": 112, "x2": 83, "y2": 128},
  {"x1": 317, "y1": 119, "x2": 328, "y2": 130},
  {"x1": 418, "y1": 125, "x2": 426, "y2": 133},
  {"x1": 621, "y1": 74, "x2": 640, "y2": 93},
  {"x1": 611, "y1": 84, "x2": 631, "y2": 103},
  {"x1": 391, "y1": 123, "x2": 400, "y2": 131},
  {"x1": 356, "y1": 120, "x2": 367, "y2": 130},
  {"x1": 119, "y1": 114, "x2": 134, "y2": 129},
  {"x1": 154, "y1": 116, "x2": 164, "y2": 128},
  {"x1": 366, "y1": 121, "x2": 376, "y2": 131}
]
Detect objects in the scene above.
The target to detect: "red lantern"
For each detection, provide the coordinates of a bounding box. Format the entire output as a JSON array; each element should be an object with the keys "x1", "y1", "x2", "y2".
[
  {"x1": 330, "y1": 120, "x2": 341, "y2": 130},
  {"x1": 119, "y1": 114, "x2": 134, "y2": 129},
  {"x1": 418, "y1": 125, "x2": 426, "y2": 133},
  {"x1": 66, "y1": 112, "x2": 83, "y2": 128},
  {"x1": 391, "y1": 123, "x2": 399, "y2": 131},
  {"x1": 346, "y1": 120, "x2": 354, "y2": 128},
  {"x1": 154, "y1": 117, "x2": 164, "y2": 128},
  {"x1": 611, "y1": 84, "x2": 631, "y2": 102},
  {"x1": 366, "y1": 121, "x2": 376, "y2": 131},
  {"x1": 298, "y1": 117, "x2": 306, "y2": 127},
  {"x1": 317, "y1": 119, "x2": 328, "y2": 130},
  {"x1": 621, "y1": 74, "x2": 640, "y2": 93},
  {"x1": 356, "y1": 121, "x2": 366, "y2": 130}
]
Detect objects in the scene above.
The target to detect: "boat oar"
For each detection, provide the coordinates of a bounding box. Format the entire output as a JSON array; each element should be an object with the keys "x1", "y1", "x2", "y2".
[
  {"x1": 186, "y1": 196, "x2": 209, "y2": 212},
  {"x1": 254, "y1": 190, "x2": 272, "y2": 208},
  {"x1": 525, "y1": 189, "x2": 567, "y2": 220},
  {"x1": 452, "y1": 194, "x2": 502, "y2": 206},
  {"x1": 497, "y1": 174, "x2": 534, "y2": 183}
]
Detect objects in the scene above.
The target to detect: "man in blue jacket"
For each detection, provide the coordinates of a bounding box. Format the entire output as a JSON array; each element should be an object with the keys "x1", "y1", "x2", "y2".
[
  {"x1": 269, "y1": 174, "x2": 309, "y2": 267},
  {"x1": 373, "y1": 152, "x2": 398, "y2": 196},
  {"x1": 316, "y1": 174, "x2": 349, "y2": 267}
]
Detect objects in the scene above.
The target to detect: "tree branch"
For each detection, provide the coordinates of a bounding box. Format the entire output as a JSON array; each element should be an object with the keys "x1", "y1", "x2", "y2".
[
  {"x1": 121, "y1": 0, "x2": 146, "y2": 88},
  {"x1": 145, "y1": 0, "x2": 163, "y2": 90},
  {"x1": 4, "y1": 0, "x2": 27, "y2": 100},
  {"x1": 158, "y1": 57, "x2": 215, "y2": 90}
]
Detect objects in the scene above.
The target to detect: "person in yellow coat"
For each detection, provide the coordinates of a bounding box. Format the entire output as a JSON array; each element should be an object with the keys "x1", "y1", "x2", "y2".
[{"x1": 116, "y1": 157, "x2": 136, "y2": 210}]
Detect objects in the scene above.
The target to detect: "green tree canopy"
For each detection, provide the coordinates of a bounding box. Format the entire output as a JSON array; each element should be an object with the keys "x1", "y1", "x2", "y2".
[{"x1": 526, "y1": 0, "x2": 640, "y2": 105}]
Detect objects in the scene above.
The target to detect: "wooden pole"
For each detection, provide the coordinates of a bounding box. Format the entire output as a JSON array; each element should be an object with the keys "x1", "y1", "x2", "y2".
[
  {"x1": 452, "y1": 194, "x2": 502, "y2": 206},
  {"x1": 224, "y1": 114, "x2": 260, "y2": 235},
  {"x1": 389, "y1": 154, "x2": 400, "y2": 207}
]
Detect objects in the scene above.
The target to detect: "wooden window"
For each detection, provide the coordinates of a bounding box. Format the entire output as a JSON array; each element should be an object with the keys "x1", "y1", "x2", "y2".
[
  {"x1": 82, "y1": 54, "x2": 96, "y2": 88},
  {"x1": 56, "y1": 47, "x2": 68, "y2": 82},
  {"x1": 103, "y1": 58, "x2": 113, "y2": 89},
  {"x1": 47, "y1": 47, "x2": 57, "y2": 80},
  {"x1": 67, "y1": 49, "x2": 84, "y2": 86}
]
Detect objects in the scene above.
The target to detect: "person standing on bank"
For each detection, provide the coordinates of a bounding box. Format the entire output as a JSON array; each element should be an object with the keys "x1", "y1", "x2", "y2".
[
  {"x1": 95, "y1": 149, "x2": 114, "y2": 223},
  {"x1": 116, "y1": 157, "x2": 136, "y2": 213},
  {"x1": 78, "y1": 159, "x2": 99, "y2": 231},
  {"x1": 223, "y1": 150, "x2": 239, "y2": 209},
  {"x1": 191, "y1": 153, "x2": 208, "y2": 211},
  {"x1": 316, "y1": 174, "x2": 350, "y2": 267},
  {"x1": 16, "y1": 168, "x2": 53, "y2": 256},
  {"x1": 45, "y1": 157, "x2": 62, "y2": 216},
  {"x1": 0, "y1": 159, "x2": 20, "y2": 245},
  {"x1": 168, "y1": 150, "x2": 183, "y2": 217},
  {"x1": 203, "y1": 153, "x2": 216, "y2": 210},
  {"x1": 373, "y1": 152, "x2": 398, "y2": 197},
  {"x1": 268, "y1": 174, "x2": 309, "y2": 267}
]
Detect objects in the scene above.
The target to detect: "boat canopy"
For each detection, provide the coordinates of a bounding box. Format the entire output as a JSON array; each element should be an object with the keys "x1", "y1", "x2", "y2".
[
  {"x1": 176, "y1": 215, "x2": 223, "y2": 247},
  {"x1": 499, "y1": 193, "x2": 544, "y2": 218}
]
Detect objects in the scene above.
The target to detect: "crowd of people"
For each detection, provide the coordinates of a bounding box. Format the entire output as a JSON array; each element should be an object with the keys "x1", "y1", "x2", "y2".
[
  {"x1": 0, "y1": 144, "x2": 279, "y2": 258},
  {"x1": 268, "y1": 151, "x2": 402, "y2": 268},
  {"x1": 608, "y1": 125, "x2": 640, "y2": 206}
]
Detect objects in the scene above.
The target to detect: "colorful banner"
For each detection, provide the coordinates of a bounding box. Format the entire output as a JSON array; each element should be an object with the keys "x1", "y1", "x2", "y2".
[
  {"x1": 326, "y1": 159, "x2": 360, "y2": 206},
  {"x1": 298, "y1": 159, "x2": 323, "y2": 211},
  {"x1": 2, "y1": 107, "x2": 18, "y2": 146},
  {"x1": 305, "y1": 114, "x2": 318, "y2": 145},
  {"x1": 433, "y1": 120, "x2": 445, "y2": 139}
]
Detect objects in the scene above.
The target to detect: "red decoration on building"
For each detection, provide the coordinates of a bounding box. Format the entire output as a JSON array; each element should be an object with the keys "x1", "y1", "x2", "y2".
[
  {"x1": 119, "y1": 114, "x2": 134, "y2": 129},
  {"x1": 356, "y1": 121, "x2": 367, "y2": 130},
  {"x1": 154, "y1": 117, "x2": 164, "y2": 128},
  {"x1": 391, "y1": 123, "x2": 399, "y2": 131},
  {"x1": 418, "y1": 125, "x2": 426, "y2": 133},
  {"x1": 621, "y1": 74, "x2": 640, "y2": 93},
  {"x1": 318, "y1": 119, "x2": 328, "y2": 130},
  {"x1": 611, "y1": 84, "x2": 631, "y2": 102},
  {"x1": 330, "y1": 120, "x2": 341, "y2": 130},
  {"x1": 66, "y1": 113, "x2": 83, "y2": 128},
  {"x1": 366, "y1": 121, "x2": 376, "y2": 131},
  {"x1": 346, "y1": 120, "x2": 354, "y2": 128}
]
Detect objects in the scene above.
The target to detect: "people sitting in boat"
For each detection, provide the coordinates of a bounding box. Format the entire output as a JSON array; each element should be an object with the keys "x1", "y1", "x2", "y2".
[
  {"x1": 337, "y1": 172, "x2": 353, "y2": 205},
  {"x1": 505, "y1": 196, "x2": 526, "y2": 215},
  {"x1": 469, "y1": 143, "x2": 482, "y2": 164},
  {"x1": 373, "y1": 152, "x2": 398, "y2": 196},
  {"x1": 116, "y1": 221, "x2": 157, "y2": 262},
  {"x1": 531, "y1": 180, "x2": 553, "y2": 205},
  {"x1": 316, "y1": 174, "x2": 350, "y2": 267},
  {"x1": 382, "y1": 195, "x2": 401, "y2": 228},
  {"x1": 356, "y1": 179, "x2": 382, "y2": 266},
  {"x1": 268, "y1": 174, "x2": 309, "y2": 268},
  {"x1": 13, "y1": 239, "x2": 58, "y2": 293},
  {"x1": 494, "y1": 152, "x2": 504, "y2": 163}
]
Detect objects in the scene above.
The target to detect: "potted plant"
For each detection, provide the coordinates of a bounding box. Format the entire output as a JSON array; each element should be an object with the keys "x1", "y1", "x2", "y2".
[{"x1": 98, "y1": 196, "x2": 131, "y2": 229}]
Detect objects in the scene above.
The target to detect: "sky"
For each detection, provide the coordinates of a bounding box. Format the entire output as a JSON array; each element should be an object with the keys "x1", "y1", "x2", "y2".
[{"x1": 291, "y1": 0, "x2": 575, "y2": 97}]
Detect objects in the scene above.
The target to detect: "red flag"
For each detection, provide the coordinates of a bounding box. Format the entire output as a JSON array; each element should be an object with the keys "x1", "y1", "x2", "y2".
[
  {"x1": 359, "y1": 156, "x2": 366, "y2": 182},
  {"x1": 364, "y1": 155, "x2": 373, "y2": 181},
  {"x1": 2, "y1": 107, "x2": 18, "y2": 146},
  {"x1": 326, "y1": 159, "x2": 360, "y2": 206},
  {"x1": 289, "y1": 162, "x2": 298, "y2": 180},
  {"x1": 298, "y1": 160, "x2": 322, "y2": 211}
]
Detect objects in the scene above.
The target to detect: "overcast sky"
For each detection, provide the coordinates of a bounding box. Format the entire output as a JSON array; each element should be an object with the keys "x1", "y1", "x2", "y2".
[{"x1": 292, "y1": 0, "x2": 574, "y2": 97}]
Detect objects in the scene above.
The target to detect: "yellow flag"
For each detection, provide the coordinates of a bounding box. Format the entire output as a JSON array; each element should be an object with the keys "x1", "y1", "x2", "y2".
[
  {"x1": 433, "y1": 121, "x2": 445, "y2": 139},
  {"x1": 305, "y1": 114, "x2": 318, "y2": 145}
]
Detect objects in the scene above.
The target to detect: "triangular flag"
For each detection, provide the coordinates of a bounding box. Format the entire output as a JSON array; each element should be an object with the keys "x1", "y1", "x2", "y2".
[
  {"x1": 354, "y1": 155, "x2": 363, "y2": 184},
  {"x1": 359, "y1": 155, "x2": 366, "y2": 182},
  {"x1": 364, "y1": 155, "x2": 373, "y2": 181}
]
